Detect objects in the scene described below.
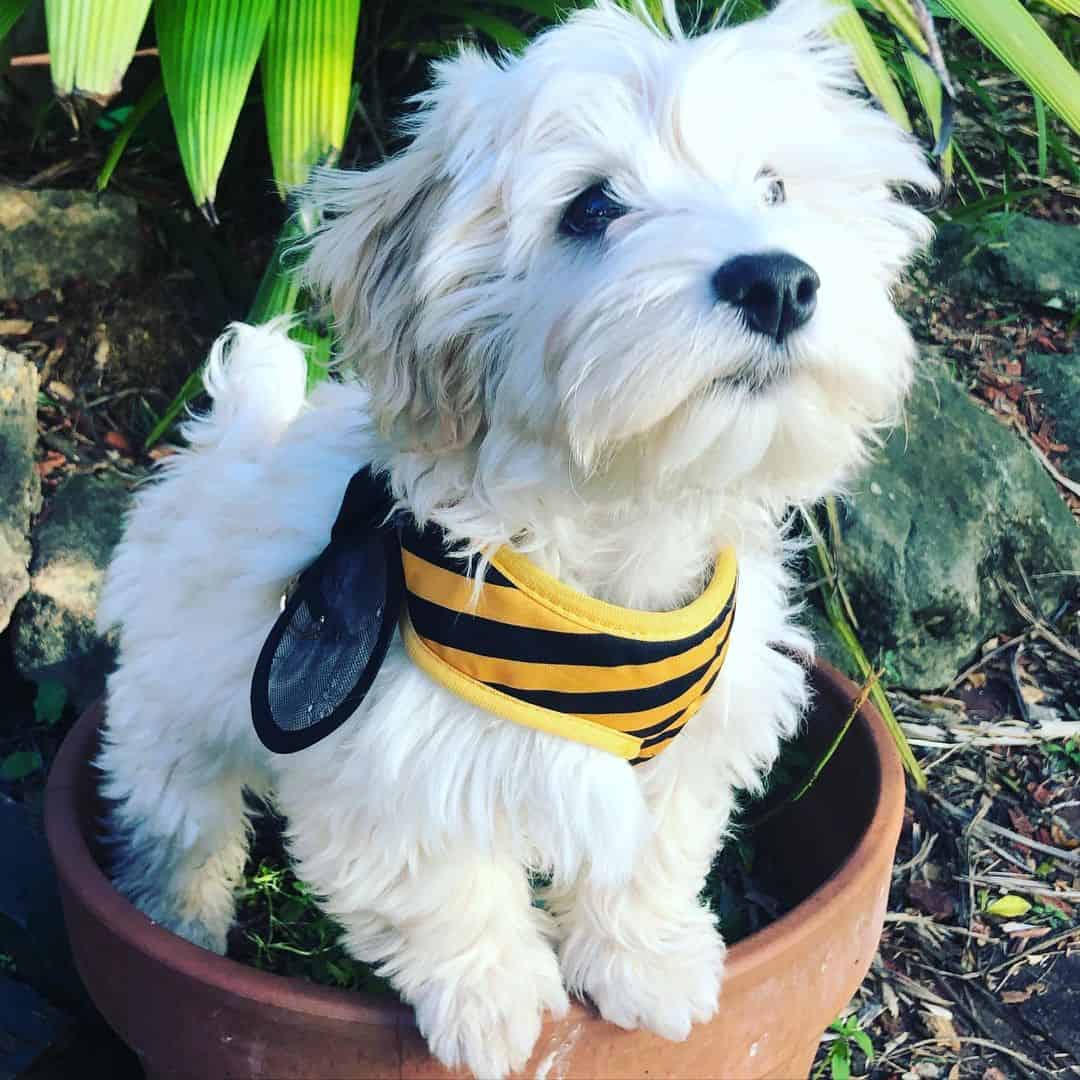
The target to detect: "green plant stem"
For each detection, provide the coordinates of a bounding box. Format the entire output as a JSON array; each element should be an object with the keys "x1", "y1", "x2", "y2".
[
  {"x1": 745, "y1": 674, "x2": 874, "y2": 829},
  {"x1": 96, "y1": 76, "x2": 165, "y2": 191},
  {"x1": 804, "y1": 504, "x2": 927, "y2": 791}
]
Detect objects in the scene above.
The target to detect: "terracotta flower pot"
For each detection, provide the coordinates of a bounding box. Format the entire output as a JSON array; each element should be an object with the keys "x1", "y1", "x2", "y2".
[{"x1": 45, "y1": 662, "x2": 904, "y2": 1080}]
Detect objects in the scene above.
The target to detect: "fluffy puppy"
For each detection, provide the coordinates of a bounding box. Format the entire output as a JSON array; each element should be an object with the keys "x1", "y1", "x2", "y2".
[{"x1": 97, "y1": 2, "x2": 936, "y2": 1076}]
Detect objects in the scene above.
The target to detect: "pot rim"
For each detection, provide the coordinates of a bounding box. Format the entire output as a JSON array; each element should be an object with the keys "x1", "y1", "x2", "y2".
[{"x1": 44, "y1": 660, "x2": 904, "y2": 1029}]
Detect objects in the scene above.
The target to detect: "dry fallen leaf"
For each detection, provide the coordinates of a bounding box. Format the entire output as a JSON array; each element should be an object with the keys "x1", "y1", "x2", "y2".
[
  {"x1": 921, "y1": 1008, "x2": 961, "y2": 1052},
  {"x1": 1031, "y1": 782, "x2": 1055, "y2": 807},
  {"x1": 93, "y1": 323, "x2": 111, "y2": 372},
  {"x1": 47, "y1": 379, "x2": 75, "y2": 403},
  {"x1": 1007, "y1": 807, "x2": 1035, "y2": 838},
  {"x1": 1003, "y1": 924, "x2": 1051, "y2": 941},
  {"x1": 104, "y1": 430, "x2": 133, "y2": 454},
  {"x1": 907, "y1": 881, "x2": 956, "y2": 920},
  {"x1": 882, "y1": 980, "x2": 900, "y2": 1019},
  {"x1": 35, "y1": 451, "x2": 66, "y2": 478},
  {"x1": 0, "y1": 318, "x2": 33, "y2": 335},
  {"x1": 1039, "y1": 893, "x2": 1075, "y2": 917},
  {"x1": 1000, "y1": 985, "x2": 1038, "y2": 1004}
]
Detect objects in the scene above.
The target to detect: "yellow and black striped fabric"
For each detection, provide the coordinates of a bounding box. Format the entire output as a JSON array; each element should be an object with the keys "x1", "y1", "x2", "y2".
[{"x1": 399, "y1": 525, "x2": 737, "y2": 765}]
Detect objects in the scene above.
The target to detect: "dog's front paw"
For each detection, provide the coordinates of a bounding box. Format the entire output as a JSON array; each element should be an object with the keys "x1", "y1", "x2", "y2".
[
  {"x1": 412, "y1": 949, "x2": 569, "y2": 1079},
  {"x1": 562, "y1": 917, "x2": 725, "y2": 1042}
]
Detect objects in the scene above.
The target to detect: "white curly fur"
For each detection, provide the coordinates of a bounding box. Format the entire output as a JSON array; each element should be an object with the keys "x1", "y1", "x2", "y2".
[{"x1": 97, "y1": 3, "x2": 936, "y2": 1075}]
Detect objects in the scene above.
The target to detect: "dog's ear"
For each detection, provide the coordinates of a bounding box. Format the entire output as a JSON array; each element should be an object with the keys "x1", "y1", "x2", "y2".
[{"x1": 302, "y1": 50, "x2": 502, "y2": 451}]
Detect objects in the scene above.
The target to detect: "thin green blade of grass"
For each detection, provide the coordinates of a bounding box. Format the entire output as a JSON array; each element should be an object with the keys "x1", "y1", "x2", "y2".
[
  {"x1": 44, "y1": 0, "x2": 152, "y2": 104},
  {"x1": 0, "y1": 0, "x2": 30, "y2": 43},
  {"x1": 941, "y1": 185, "x2": 1043, "y2": 221},
  {"x1": 262, "y1": 0, "x2": 362, "y2": 196},
  {"x1": 830, "y1": 2, "x2": 912, "y2": 132},
  {"x1": 1045, "y1": 124, "x2": 1080, "y2": 184},
  {"x1": 155, "y1": 0, "x2": 276, "y2": 218},
  {"x1": 1033, "y1": 93, "x2": 1048, "y2": 180},
  {"x1": 950, "y1": 138, "x2": 984, "y2": 199},
  {"x1": 825, "y1": 495, "x2": 861, "y2": 629},
  {"x1": 862, "y1": 0, "x2": 927, "y2": 53},
  {"x1": 801, "y1": 509, "x2": 927, "y2": 790},
  {"x1": 935, "y1": 0, "x2": 1080, "y2": 137},
  {"x1": 96, "y1": 76, "x2": 166, "y2": 191},
  {"x1": 903, "y1": 49, "x2": 954, "y2": 179},
  {"x1": 1036, "y1": 0, "x2": 1080, "y2": 15}
]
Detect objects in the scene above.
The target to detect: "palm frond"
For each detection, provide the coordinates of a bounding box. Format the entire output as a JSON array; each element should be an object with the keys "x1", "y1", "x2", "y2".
[
  {"x1": 44, "y1": 0, "x2": 152, "y2": 105},
  {"x1": 155, "y1": 0, "x2": 276, "y2": 218}
]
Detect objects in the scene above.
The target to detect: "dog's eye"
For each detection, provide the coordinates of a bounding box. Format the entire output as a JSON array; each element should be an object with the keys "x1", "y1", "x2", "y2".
[
  {"x1": 762, "y1": 176, "x2": 786, "y2": 207},
  {"x1": 560, "y1": 183, "x2": 627, "y2": 237}
]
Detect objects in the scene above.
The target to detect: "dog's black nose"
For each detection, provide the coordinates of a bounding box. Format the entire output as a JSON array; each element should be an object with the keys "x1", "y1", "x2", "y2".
[{"x1": 713, "y1": 253, "x2": 820, "y2": 343}]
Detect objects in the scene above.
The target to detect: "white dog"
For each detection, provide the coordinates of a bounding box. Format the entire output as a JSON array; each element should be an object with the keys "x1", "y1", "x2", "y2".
[{"x1": 97, "y1": 2, "x2": 936, "y2": 1075}]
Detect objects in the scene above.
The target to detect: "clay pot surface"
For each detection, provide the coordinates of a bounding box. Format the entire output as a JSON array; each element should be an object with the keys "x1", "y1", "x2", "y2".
[{"x1": 45, "y1": 662, "x2": 904, "y2": 1080}]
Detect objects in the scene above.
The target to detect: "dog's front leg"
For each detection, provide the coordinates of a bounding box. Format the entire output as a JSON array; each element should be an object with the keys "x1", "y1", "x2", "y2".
[
  {"x1": 286, "y1": 823, "x2": 569, "y2": 1078},
  {"x1": 546, "y1": 735, "x2": 736, "y2": 1043}
]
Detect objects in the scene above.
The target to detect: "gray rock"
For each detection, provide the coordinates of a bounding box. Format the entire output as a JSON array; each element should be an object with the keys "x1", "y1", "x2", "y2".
[
  {"x1": 934, "y1": 214, "x2": 1080, "y2": 310},
  {"x1": 12, "y1": 471, "x2": 135, "y2": 708},
  {"x1": 0, "y1": 187, "x2": 141, "y2": 300},
  {"x1": 816, "y1": 355, "x2": 1080, "y2": 690},
  {"x1": 1025, "y1": 349, "x2": 1080, "y2": 479},
  {"x1": 0, "y1": 348, "x2": 40, "y2": 633}
]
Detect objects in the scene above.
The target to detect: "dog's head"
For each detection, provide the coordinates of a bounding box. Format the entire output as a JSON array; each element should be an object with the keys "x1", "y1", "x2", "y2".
[{"x1": 304, "y1": 0, "x2": 937, "y2": 509}]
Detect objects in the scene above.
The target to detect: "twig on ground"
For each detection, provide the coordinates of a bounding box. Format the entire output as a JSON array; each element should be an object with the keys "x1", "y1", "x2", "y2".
[
  {"x1": 885, "y1": 913, "x2": 991, "y2": 942},
  {"x1": 876, "y1": 1035, "x2": 1057, "y2": 1075},
  {"x1": 936, "y1": 795, "x2": 1080, "y2": 865},
  {"x1": 957, "y1": 872, "x2": 1080, "y2": 902}
]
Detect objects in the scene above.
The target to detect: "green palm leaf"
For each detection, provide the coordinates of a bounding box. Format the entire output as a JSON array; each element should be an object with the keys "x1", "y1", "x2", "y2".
[
  {"x1": 881, "y1": 0, "x2": 1080, "y2": 139},
  {"x1": 904, "y1": 49, "x2": 953, "y2": 177},
  {"x1": 262, "y1": 0, "x2": 362, "y2": 195},
  {"x1": 44, "y1": 0, "x2": 152, "y2": 104},
  {"x1": 155, "y1": 0, "x2": 276, "y2": 218},
  {"x1": 927, "y1": 0, "x2": 1080, "y2": 136},
  {"x1": 830, "y1": 1, "x2": 912, "y2": 131},
  {"x1": 1034, "y1": 0, "x2": 1080, "y2": 16},
  {"x1": 862, "y1": 0, "x2": 927, "y2": 53}
]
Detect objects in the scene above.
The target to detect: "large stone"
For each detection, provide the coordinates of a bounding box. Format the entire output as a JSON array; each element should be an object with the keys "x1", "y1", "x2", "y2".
[
  {"x1": 934, "y1": 215, "x2": 1080, "y2": 310},
  {"x1": 1025, "y1": 349, "x2": 1080, "y2": 480},
  {"x1": 0, "y1": 187, "x2": 141, "y2": 300},
  {"x1": 12, "y1": 471, "x2": 134, "y2": 708},
  {"x1": 0, "y1": 348, "x2": 40, "y2": 633},
  {"x1": 820, "y1": 354, "x2": 1080, "y2": 690}
]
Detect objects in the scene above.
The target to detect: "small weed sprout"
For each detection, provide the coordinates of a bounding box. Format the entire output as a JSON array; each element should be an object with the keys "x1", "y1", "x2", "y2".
[{"x1": 814, "y1": 1013, "x2": 875, "y2": 1080}]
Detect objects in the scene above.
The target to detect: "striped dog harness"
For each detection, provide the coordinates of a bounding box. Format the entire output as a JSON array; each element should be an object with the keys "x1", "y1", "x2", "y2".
[
  {"x1": 252, "y1": 468, "x2": 737, "y2": 764},
  {"x1": 400, "y1": 525, "x2": 736, "y2": 764}
]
